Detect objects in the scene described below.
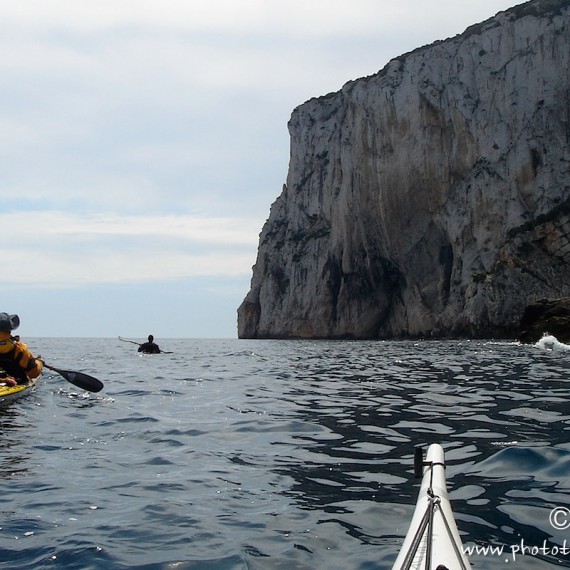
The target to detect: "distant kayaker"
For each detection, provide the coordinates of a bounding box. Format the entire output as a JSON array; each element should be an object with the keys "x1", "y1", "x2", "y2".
[
  {"x1": 0, "y1": 313, "x2": 44, "y2": 385},
  {"x1": 138, "y1": 335, "x2": 161, "y2": 354}
]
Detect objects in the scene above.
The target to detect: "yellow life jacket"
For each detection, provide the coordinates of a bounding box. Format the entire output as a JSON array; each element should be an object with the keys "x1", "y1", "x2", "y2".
[{"x1": 0, "y1": 336, "x2": 42, "y2": 381}]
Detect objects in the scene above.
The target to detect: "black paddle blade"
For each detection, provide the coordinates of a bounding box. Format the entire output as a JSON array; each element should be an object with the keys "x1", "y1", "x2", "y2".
[{"x1": 48, "y1": 366, "x2": 104, "y2": 393}]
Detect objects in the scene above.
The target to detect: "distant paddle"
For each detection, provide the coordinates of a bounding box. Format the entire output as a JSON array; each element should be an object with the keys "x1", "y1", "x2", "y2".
[
  {"x1": 44, "y1": 363, "x2": 104, "y2": 393},
  {"x1": 118, "y1": 336, "x2": 173, "y2": 354},
  {"x1": 118, "y1": 336, "x2": 141, "y2": 346}
]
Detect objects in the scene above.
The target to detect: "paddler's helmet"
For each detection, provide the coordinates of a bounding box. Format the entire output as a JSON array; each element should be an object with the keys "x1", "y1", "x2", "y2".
[{"x1": 0, "y1": 313, "x2": 20, "y2": 332}]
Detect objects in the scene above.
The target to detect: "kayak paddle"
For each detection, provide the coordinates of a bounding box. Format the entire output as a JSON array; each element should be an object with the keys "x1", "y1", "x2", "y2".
[
  {"x1": 118, "y1": 336, "x2": 140, "y2": 346},
  {"x1": 44, "y1": 363, "x2": 104, "y2": 393}
]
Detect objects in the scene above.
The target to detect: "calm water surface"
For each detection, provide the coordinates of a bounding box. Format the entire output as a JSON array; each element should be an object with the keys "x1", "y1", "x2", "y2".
[{"x1": 1, "y1": 338, "x2": 570, "y2": 569}]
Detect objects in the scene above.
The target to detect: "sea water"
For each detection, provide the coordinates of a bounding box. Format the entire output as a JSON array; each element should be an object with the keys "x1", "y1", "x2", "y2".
[{"x1": 1, "y1": 337, "x2": 570, "y2": 569}]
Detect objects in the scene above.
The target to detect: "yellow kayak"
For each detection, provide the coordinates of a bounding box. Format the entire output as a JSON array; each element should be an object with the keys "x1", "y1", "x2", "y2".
[{"x1": 0, "y1": 376, "x2": 40, "y2": 406}]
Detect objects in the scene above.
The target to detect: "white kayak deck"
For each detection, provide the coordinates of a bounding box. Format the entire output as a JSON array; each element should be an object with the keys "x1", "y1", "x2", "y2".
[{"x1": 392, "y1": 444, "x2": 471, "y2": 570}]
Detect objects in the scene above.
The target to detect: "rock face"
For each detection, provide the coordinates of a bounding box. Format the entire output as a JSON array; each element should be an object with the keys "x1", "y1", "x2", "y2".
[
  {"x1": 238, "y1": 0, "x2": 570, "y2": 339},
  {"x1": 519, "y1": 297, "x2": 570, "y2": 343}
]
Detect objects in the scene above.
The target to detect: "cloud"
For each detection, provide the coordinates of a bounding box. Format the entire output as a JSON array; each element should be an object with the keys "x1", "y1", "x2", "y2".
[
  {"x1": 0, "y1": 1, "x2": 416, "y2": 37},
  {"x1": 1, "y1": 211, "x2": 259, "y2": 286},
  {"x1": 0, "y1": 1, "x2": 518, "y2": 221},
  {"x1": 0, "y1": 1, "x2": 512, "y2": 40}
]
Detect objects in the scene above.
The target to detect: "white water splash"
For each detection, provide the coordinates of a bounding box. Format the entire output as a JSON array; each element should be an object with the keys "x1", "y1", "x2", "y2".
[{"x1": 535, "y1": 333, "x2": 570, "y2": 351}]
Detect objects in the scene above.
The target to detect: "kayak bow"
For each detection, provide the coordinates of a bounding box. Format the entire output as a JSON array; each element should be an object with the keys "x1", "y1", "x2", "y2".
[
  {"x1": 392, "y1": 443, "x2": 471, "y2": 570},
  {"x1": 0, "y1": 376, "x2": 40, "y2": 406}
]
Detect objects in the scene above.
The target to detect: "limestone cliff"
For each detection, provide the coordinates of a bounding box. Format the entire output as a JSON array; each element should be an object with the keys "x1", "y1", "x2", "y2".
[{"x1": 238, "y1": 0, "x2": 570, "y2": 339}]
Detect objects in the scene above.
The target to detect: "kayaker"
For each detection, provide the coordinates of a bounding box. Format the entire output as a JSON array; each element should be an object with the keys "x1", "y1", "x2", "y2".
[
  {"x1": 138, "y1": 335, "x2": 161, "y2": 354},
  {"x1": 0, "y1": 313, "x2": 44, "y2": 385}
]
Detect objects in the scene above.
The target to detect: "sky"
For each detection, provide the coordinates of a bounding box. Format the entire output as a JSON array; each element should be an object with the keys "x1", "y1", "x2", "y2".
[{"x1": 1, "y1": 0, "x2": 521, "y2": 339}]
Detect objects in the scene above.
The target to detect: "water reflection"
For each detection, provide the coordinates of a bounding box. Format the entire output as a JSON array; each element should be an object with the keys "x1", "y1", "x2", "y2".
[
  {"x1": 269, "y1": 340, "x2": 570, "y2": 567},
  {"x1": 2, "y1": 338, "x2": 570, "y2": 569}
]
